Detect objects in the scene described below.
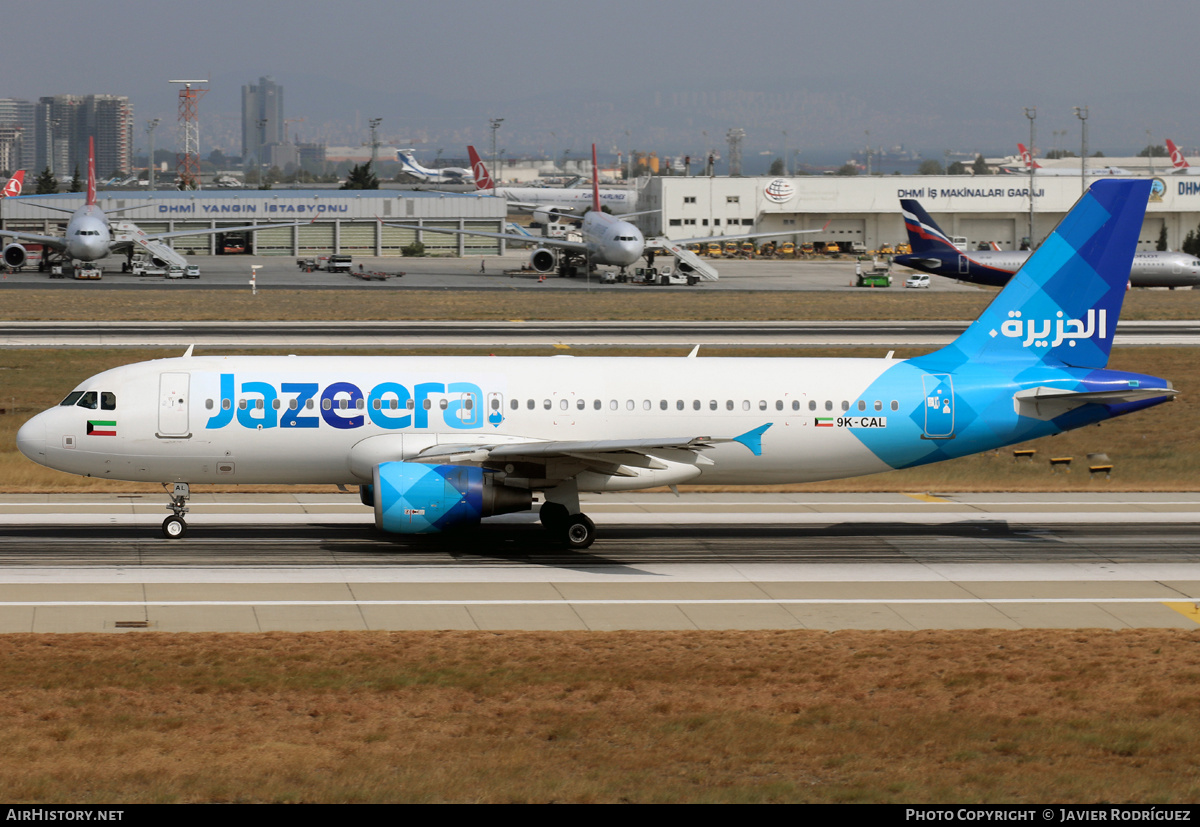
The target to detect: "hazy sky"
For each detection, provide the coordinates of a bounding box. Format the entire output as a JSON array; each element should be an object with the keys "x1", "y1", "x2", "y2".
[{"x1": 7, "y1": 0, "x2": 1197, "y2": 163}]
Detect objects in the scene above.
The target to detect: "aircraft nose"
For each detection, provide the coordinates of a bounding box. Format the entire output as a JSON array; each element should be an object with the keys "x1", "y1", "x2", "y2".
[{"x1": 16, "y1": 415, "x2": 45, "y2": 463}]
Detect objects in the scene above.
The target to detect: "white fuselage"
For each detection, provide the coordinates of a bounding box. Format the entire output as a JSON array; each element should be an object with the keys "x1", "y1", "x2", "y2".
[
  {"x1": 576, "y1": 209, "x2": 644, "y2": 268},
  {"x1": 16, "y1": 354, "x2": 898, "y2": 488},
  {"x1": 967, "y1": 249, "x2": 1200, "y2": 288},
  {"x1": 495, "y1": 185, "x2": 637, "y2": 216},
  {"x1": 398, "y1": 152, "x2": 472, "y2": 184},
  {"x1": 62, "y1": 204, "x2": 113, "y2": 262}
]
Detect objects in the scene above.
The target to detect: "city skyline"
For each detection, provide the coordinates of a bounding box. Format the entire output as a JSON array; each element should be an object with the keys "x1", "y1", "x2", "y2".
[{"x1": 2, "y1": 0, "x2": 1198, "y2": 170}]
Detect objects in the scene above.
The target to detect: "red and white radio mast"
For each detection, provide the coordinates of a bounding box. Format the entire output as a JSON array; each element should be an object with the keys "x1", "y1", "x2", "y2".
[{"x1": 169, "y1": 79, "x2": 208, "y2": 190}]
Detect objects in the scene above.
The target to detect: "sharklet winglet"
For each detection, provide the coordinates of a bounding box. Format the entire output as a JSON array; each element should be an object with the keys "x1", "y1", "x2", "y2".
[{"x1": 733, "y1": 423, "x2": 772, "y2": 456}]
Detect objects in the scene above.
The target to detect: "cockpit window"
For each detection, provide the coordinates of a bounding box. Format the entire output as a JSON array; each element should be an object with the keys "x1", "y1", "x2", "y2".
[
  {"x1": 101, "y1": 392, "x2": 116, "y2": 410},
  {"x1": 60, "y1": 391, "x2": 84, "y2": 407},
  {"x1": 76, "y1": 391, "x2": 98, "y2": 409}
]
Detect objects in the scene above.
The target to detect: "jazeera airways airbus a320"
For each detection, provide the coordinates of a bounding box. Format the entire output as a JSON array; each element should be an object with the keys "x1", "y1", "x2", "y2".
[{"x1": 16, "y1": 179, "x2": 1175, "y2": 548}]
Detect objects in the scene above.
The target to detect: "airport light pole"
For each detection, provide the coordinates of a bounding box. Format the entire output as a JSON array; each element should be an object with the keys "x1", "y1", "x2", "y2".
[
  {"x1": 1074, "y1": 106, "x2": 1088, "y2": 197},
  {"x1": 146, "y1": 118, "x2": 160, "y2": 190},
  {"x1": 368, "y1": 118, "x2": 382, "y2": 168},
  {"x1": 1146, "y1": 128, "x2": 1155, "y2": 177},
  {"x1": 489, "y1": 118, "x2": 503, "y2": 185},
  {"x1": 1025, "y1": 107, "x2": 1037, "y2": 249}
]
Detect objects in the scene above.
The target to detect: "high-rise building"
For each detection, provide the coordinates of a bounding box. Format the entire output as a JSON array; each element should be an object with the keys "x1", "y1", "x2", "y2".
[
  {"x1": 0, "y1": 99, "x2": 34, "y2": 170},
  {"x1": 34, "y1": 94, "x2": 133, "y2": 180},
  {"x1": 241, "y1": 76, "x2": 284, "y2": 167}
]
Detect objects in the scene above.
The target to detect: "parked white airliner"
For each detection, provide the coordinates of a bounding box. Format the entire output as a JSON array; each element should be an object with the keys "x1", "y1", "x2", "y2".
[
  {"x1": 0, "y1": 138, "x2": 299, "y2": 270},
  {"x1": 16, "y1": 180, "x2": 1175, "y2": 549},
  {"x1": 397, "y1": 150, "x2": 473, "y2": 184},
  {"x1": 387, "y1": 144, "x2": 822, "y2": 279},
  {"x1": 467, "y1": 145, "x2": 637, "y2": 223}
]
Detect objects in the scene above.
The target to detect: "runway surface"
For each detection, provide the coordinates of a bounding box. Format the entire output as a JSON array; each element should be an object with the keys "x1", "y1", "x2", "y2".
[
  {"x1": 2, "y1": 319, "x2": 1197, "y2": 348},
  {"x1": 1, "y1": 492, "x2": 1198, "y2": 633}
]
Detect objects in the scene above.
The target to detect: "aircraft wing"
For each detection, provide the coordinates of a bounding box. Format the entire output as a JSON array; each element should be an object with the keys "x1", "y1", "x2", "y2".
[
  {"x1": 0, "y1": 229, "x2": 68, "y2": 251},
  {"x1": 673, "y1": 221, "x2": 831, "y2": 245},
  {"x1": 142, "y1": 220, "x2": 305, "y2": 242},
  {"x1": 378, "y1": 221, "x2": 591, "y2": 252},
  {"x1": 412, "y1": 426, "x2": 771, "y2": 468}
]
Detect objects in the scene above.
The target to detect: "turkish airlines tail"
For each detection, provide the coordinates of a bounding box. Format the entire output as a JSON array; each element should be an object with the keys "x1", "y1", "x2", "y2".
[
  {"x1": 1, "y1": 169, "x2": 24, "y2": 198},
  {"x1": 87, "y1": 136, "x2": 96, "y2": 206},
  {"x1": 1018, "y1": 143, "x2": 1042, "y2": 169},
  {"x1": 591, "y1": 144, "x2": 600, "y2": 213},
  {"x1": 466, "y1": 145, "x2": 494, "y2": 191},
  {"x1": 1166, "y1": 139, "x2": 1190, "y2": 170}
]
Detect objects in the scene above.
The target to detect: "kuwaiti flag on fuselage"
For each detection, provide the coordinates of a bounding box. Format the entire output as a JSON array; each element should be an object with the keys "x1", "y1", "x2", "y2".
[{"x1": 86, "y1": 420, "x2": 116, "y2": 436}]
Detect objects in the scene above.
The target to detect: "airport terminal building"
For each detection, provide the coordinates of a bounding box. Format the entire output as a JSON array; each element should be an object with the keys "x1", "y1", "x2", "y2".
[
  {"x1": 5, "y1": 175, "x2": 1200, "y2": 258},
  {"x1": 0, "y1": 190, "x2": 507, "y2": 257},
  {"x1": 642, "y1": 174, "x2": 1200, "y2": 252}
]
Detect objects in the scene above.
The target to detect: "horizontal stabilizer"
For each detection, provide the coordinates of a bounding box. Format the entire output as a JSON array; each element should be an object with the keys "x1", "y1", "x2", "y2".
[{"x1": 1013, "y1": 384, "x2": 1178, "y2": 420}]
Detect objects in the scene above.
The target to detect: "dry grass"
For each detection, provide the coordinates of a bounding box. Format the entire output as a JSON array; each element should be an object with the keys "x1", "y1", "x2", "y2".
[
  {"x1": 1, "y1": 287, "x2": 1199, "y2": 321},
  {"x1": 0, "y1": 630, "x2": 1197, "y2": 803},
  {"x1": 0, "y1": 346, "x2": 1193, "y2": 494}
]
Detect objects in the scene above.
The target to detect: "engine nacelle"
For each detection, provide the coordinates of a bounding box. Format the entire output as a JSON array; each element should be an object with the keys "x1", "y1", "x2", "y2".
[
  {"x1": 372, "y1": 462, "x2": 532, "y2": 534},
  {"x1": 3, "y1": 243, "x2": 27, "y2": 268},
  {"x1": 530, "y1": 248, "x2": 557, "y2": 273},
  {"x1": 532, "y1": 207, "x2": 571, "y2": 225}
]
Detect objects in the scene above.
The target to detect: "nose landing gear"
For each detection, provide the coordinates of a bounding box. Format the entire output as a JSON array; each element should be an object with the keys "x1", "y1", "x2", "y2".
[{"x1": 162, "y1": 482, "x2": 190, "y2": 539}]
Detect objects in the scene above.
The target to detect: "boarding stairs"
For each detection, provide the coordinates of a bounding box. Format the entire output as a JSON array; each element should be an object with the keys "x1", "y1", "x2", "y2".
[
  {"x1": 652, "y1": 238, "x2": 719, "y2": 282},
  {"x1": 111, "y1": 222, "x2": 189, "y2": 269}
]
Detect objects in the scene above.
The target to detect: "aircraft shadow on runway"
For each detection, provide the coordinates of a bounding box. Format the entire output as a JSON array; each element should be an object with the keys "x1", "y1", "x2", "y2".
[{"x1": 11, "y1": 519, "x2": 1199, "y2": 569}]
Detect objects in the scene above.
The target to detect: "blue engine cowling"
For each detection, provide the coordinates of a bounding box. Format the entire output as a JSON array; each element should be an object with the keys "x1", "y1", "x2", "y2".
[{"x1": 371, "y1": 462, "x2": 532, "y2": 534}]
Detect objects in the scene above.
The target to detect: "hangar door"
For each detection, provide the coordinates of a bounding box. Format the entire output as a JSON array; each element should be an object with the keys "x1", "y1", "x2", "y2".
[
  {"x1": 815, "y1": 219, "x2": 865, "y2": 252},
  {"x1": 958, "y1": 219, "x2": 1016, "y2": 251},
  {"x1": 1139, "y1": 217, "x2": 1165, "y2": 251}
]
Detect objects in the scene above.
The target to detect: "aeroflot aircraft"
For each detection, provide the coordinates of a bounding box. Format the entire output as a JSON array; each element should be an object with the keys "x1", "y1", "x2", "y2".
[
  {"x1": 17, "y1": 180, "x2": 1176, "y2": 547},
  {"x1": 894, "y1": 198, "x2": 1200, "y2": 289},
  {"x1": 0, "y1": 138, "x2": 298, "y2": 269}
]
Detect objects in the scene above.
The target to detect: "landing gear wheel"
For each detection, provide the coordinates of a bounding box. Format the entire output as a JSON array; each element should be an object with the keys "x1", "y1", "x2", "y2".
[
  {"x1": 162, "y1": 515, "x2": 187, "y2": 539},
  {"x1": 539, "y1": 502, "x2": 569, "y2": 531},
  {"x1": 562, "y1": 514, "x2": 596, "y2": 550}
]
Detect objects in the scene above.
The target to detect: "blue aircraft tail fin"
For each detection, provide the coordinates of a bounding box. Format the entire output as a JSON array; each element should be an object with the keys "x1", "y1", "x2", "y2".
[
  {"x1": 928, "y1": 179, "x2": 1151, "y2": 371},
  {"x1": 900, "y1": 199, "x2": 958, "y2": 255}
]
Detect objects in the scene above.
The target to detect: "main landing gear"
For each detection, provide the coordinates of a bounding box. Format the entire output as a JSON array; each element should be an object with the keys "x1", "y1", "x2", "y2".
[
  {"x1": 162, "y1": 482, "x2": 190, "y2": 539},
  {"x1": 538, "y1": 501, "x2": 596, "y2": 550}
]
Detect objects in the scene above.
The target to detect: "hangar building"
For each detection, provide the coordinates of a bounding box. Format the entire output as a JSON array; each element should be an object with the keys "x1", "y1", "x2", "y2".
[
  {"x1": 642, "y1": 174, "x2": 1200, "y2": 252},
  {"x1": 0, "y1": 190, "x2": 507, "y2": 257}
]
